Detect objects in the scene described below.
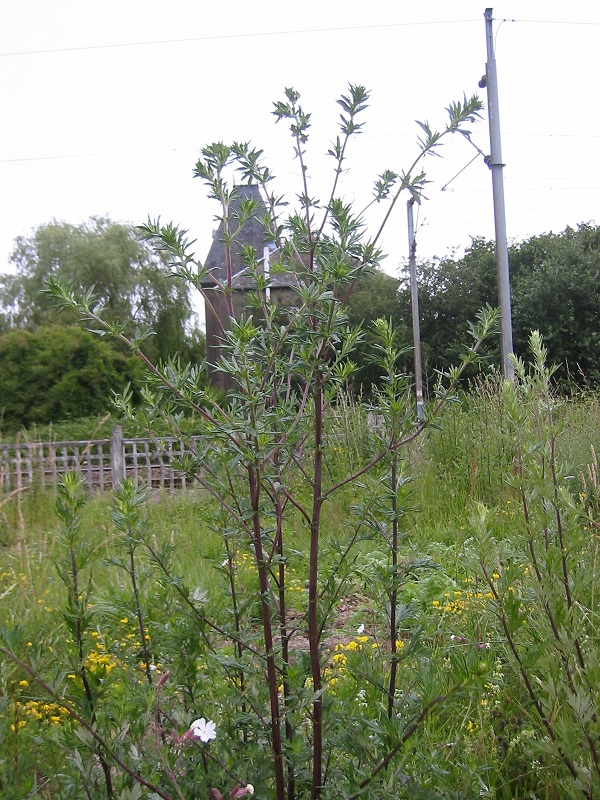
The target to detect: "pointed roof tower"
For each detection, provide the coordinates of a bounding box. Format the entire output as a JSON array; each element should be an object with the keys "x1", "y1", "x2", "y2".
[
  {"x1": 201, "y1": 185, "x2": 296, "y2": 393},
  {"x1": 202, "y1": 184, "x2": 270, "y2": 290}
]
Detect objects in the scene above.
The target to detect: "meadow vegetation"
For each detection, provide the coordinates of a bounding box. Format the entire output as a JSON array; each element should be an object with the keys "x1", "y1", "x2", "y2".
[
  {"x1": 1, "y1": 357, "x2": 599, "y2": 799},
  {"x1": 1, "y1": 83, "x2": 599, "y2": 800}
]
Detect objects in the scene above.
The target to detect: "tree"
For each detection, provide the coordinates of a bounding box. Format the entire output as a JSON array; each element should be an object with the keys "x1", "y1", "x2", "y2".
[
  {"x1": 510, "y1": 223, "x2": 600, "y2": 383},
  {"x1": 0, "y1": 325, "x2": 144, "y2": 433},
  {"x1": 397, "y1": 225, "x2": 600, "y2": 387},
  {"x1": 344, "y1": 267, "x2": 410, "y2": 391},
  {"x1": 0, "y1": 217, "x2": 195, "y2": 363},
  {"x1": 44, "y1": 86, "x2": 489, "y2": 800}
]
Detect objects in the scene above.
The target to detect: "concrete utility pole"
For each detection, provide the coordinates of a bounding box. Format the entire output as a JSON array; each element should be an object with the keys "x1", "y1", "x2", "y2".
[
  {"x1": 407, "y1": 198, "x2": 424, "y2": 421},
  {"x1": 484, "y1": 7, "x2": 514, "y2": 379}
]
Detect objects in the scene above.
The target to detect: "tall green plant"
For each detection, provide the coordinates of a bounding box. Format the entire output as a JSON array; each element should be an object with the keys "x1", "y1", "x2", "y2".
[
  {"x1": 4, "y1": 84, "x2": 495, "y2": 800},
  {"x1": 471, "y1": 332, "x2": 600, "y2": 799}
]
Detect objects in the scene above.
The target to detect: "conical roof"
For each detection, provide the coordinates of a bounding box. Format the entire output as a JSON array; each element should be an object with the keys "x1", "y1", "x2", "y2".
[{"x1": 201, "y1": 184, "x2": 295, "y2": 289}]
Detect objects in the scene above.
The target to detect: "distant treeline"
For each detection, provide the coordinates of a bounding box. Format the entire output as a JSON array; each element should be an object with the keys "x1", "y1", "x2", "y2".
[
  {"x1": 345, "y1": 222, "x2": 600, "y2": 391},
  {"x1": 1, "y1": 218, "x2": 598, "y2": 434}
]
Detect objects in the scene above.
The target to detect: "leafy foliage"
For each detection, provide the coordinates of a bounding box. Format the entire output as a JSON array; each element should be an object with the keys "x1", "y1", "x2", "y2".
[
  {"x1": 0, "y1": 216, "x2": 196, "y2": 364},
  {"x1": 343, "y1": 269, "x2": 409, "y2": 391},
  {"x1": 0, "y1": 218, "x2": 210, "y2": 432},
  {"x1": 0, "y1": 83, "x2": 497, "y2": 800},
  {"x1": 470, "y1": 334, "x2": 600, "y2": 799},
  {"x1": 0, "y1": 325, "x2": 144, "y2": 433},
  {"x1": 510, "y1": 224, "x2": 600, "y2": 381},
  {"x1": 396, "y1": 224, "x2": 600, "y2": 389}
]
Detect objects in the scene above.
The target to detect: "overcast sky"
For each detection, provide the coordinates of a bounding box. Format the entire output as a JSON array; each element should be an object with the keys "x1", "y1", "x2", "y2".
[{"x1": 2, "y1": 0, "x2": 600, "y2": 300}]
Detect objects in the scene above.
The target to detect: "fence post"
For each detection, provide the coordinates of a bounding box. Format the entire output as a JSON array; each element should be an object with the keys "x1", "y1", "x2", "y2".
[{"x1": 111, "y1": 426, "x2": 124, "y2": 488}]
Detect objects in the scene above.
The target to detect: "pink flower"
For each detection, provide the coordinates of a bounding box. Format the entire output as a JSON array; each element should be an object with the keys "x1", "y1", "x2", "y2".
[{"x1": 229, "y1": 785, "x2": 254, "y2": 798}]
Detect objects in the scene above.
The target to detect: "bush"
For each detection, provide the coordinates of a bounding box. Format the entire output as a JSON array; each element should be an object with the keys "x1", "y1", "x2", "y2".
[{"x1": 0, "y1": 326, "x2": 144, "y2": 434}]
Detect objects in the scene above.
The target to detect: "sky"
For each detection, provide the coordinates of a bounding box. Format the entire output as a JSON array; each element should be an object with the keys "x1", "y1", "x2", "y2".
[{"x1": 2, "y1": 0, "x2": 600, "y2": 315}]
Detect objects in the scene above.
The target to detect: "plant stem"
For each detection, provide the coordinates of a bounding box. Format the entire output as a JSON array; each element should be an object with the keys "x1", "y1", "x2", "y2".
[
  {"x1": 387, "y1": 456, "x2": 399, "y2": 719},
  {"x1": 248, "y1": 463, "x2": 285, "y2": 800},
  {"x1": 309, "y1": 374, "x2": 324, "y2": 800}
]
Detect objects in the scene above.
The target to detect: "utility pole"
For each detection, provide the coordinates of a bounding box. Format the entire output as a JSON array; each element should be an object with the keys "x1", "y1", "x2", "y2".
[
  {"x1": 407, "y1": 198, "x2": 424, "y2": 421},
  {"x1": 483, "y1": 7, "x2": 514, "y2": 379},
  {"x1": 263, "y1": 245, "x2": 271, "y2": 303}
]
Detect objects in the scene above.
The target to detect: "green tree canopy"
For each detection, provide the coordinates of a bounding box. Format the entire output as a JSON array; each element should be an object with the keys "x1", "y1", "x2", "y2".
[
  {"x1": 344, "y1": 268, "x2": 409, "y2": 391},
  {"x1": 0, "y1": 325, "x2": 144, "y2": 433},
  {"x1": 510, "y1": 223, "x2": 600, "y2": 382},
  {"x1": 395, "y1": 237, "x2": 498, "y2": 384},
  {"x1": 0, "y1": 216, "x2": 195, "y2": 363},
  {"x1": 396, "y1": 224, "x2": 600, "y2": 387}
]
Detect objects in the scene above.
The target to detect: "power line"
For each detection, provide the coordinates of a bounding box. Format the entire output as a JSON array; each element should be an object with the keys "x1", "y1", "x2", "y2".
[
  {"x1": 3, "y1": 130, "x2": 600, "y2": 167},
  {"x1": 0, "y1": 146, "x2": 197, "y2": 165},
  {"x1": 439, "y1": 186, "x2": 600, "y2": 193},
  {"x1": 507, "y1": 18, "x2": 600, "y2": 26},
  {"x1": 0, "y1": 19, "x2": 479, "y2": 58},
  {"x1": 3, "y1": 15, "x2": 599, "y2": 59},
  {"x1": 504, "y1": 132, "x2": 600, "y2": 139}
]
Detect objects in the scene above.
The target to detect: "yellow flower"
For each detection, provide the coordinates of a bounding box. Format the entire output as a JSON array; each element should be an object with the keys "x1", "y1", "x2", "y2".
[{"x1": 19, "y1": 680, "x2": 29, "y2": 687}]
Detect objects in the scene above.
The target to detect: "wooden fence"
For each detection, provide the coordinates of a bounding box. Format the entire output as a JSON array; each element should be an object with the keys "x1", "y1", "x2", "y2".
[{"x1": 0, "y1": 427, "x2": 197, "y2": 492}]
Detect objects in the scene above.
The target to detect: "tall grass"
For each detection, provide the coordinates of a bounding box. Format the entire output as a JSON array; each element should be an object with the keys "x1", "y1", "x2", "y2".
[
  {"x1": 2, "y1": 385, "x2": 599, "y2": 600},
  {"x1": 1, "y1": 384, "x2": 599, "y2": 798}
]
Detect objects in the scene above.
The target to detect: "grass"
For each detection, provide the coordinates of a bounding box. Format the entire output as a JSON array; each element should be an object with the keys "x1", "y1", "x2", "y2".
[{"x1": 0, "y1": 385, "x2": 599, "y2": 799}]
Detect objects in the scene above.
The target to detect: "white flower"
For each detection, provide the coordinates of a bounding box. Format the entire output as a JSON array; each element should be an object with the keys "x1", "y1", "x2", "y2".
[
  {"x1": 190, "y1": 717, "x2": 216, "y2": 742},
  {"x1": 245, "y1": 786, "x2": 254, "y2": 796},
  {"x1": 355, "y1": 689, "x2": 367, "y2": 708},
  {"x1": 356, "y1": 624, "x2": 365, "y2": 635}
]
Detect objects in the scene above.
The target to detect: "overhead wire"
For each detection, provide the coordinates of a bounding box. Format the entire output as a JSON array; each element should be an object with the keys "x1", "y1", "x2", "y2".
[
  {"x1": 0, "y1": 19, "x2": 480, "y2": 58},
  {"x1": 1, "y1": 12, "x2": 599, "y2": 251},
  {"x1": 1, "y1": 15, "x2": 598, "y2": 59}
]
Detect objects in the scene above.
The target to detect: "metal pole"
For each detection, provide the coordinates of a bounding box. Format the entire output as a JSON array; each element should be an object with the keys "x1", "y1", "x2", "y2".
[
  {"x1": 111, "y1": 425, "x2": 124, "y2": 488},
  {"x1": 407, "y1": 198, "x2": 424, "y2": 420},
  {"x1": 484, "y1": 7, "x2": 514, "y2": 379},
  {"x1": 263, "y1": 245, "x2": 271, "y2": 302}
]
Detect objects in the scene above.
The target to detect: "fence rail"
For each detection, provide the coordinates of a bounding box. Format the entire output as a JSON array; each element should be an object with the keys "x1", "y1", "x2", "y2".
[{"x1": 0, "y1": 427, "x2": 196, "y2": 492}]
